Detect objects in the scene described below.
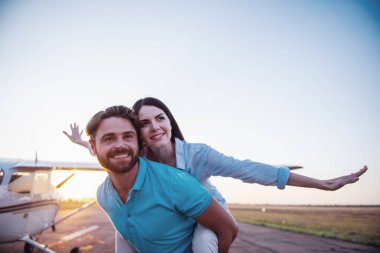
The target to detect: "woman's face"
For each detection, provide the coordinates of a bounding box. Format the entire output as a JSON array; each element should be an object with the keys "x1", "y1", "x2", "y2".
[{"x1": 138, "y1": 105, "x2": 172, "y2": 149}]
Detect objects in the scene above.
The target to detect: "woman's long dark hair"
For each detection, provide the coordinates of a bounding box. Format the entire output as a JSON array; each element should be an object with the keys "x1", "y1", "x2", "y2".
[{"x1": 132, "y1": 97, "x2": 185, "y2": 141}]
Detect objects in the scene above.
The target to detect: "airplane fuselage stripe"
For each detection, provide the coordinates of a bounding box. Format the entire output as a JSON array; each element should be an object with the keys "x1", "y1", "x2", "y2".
[{"x1": 0, "y1": 200, "x2": 59, "y2": 213}]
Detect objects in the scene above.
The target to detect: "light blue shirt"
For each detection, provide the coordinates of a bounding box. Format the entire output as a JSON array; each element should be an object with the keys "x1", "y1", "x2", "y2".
[
  {"x1": 174, "y1": 138, "x2": 290, "y2": 208},
  {"x1": 97, "y1": 157, "x2": 212, "y2": 253}
]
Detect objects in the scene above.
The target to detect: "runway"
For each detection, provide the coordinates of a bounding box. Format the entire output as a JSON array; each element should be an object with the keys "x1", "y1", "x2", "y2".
[{"x1": 1, "y1": 204, "x2": 379, "y2": 253}]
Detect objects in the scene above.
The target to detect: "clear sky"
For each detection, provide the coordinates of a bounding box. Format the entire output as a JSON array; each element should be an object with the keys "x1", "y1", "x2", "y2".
[{"x1": 0, "y1": 0, "x2": 379, "y2": 205}]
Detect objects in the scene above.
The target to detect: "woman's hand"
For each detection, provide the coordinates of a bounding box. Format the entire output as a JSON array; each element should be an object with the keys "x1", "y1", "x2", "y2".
[
  {"x1": 321, "y1": 166, "x2": 368, "y2": 191},
  {"x1": 287, "y1": 165, "x2": 368, "y2": 191},
  {"x1": 63, "y1": 123, "x2": 84, "y2": 144},
  {"x1": 63, "y1": 123, "x2": 91, "y2": 151}
]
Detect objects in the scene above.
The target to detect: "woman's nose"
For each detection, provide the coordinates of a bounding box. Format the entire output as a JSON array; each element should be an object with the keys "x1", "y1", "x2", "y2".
[{"x1": 150, "y1": 121, "x2": 160, "y2": 131}]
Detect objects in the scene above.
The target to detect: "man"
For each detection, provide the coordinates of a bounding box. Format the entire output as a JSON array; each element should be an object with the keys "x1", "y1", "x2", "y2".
[{"x1": 86, "y1": 105, "x2": 239, "y2": 253}]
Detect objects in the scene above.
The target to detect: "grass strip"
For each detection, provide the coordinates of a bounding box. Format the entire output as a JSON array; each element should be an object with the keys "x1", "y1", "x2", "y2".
[{"x1": 230, "y1": 206, "x2": 380, "y2": 248}]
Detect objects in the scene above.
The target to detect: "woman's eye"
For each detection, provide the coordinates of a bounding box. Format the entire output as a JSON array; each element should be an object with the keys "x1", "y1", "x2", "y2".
[{"x1": 158, "y1": 116, "x2": 165, "y2": 121}]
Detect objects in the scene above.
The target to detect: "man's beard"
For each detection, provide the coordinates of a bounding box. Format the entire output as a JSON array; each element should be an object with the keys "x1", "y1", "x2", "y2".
[{"x1": 97, "y1": 147, "x2": 139, "y2": 174}]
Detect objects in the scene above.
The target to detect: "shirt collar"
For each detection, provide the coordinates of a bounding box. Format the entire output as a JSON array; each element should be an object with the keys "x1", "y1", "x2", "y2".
[
  {"x1": 175, "y1": 137, "x2": 186, "y2": 170},
  {"x1": 131, "y1": 157, "x2": 147, "y2": 191}
]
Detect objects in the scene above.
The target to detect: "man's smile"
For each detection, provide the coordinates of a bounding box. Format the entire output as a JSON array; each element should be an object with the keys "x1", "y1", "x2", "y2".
[{"x1": 112, "y1": 154, "x2": 130, "y2": 159}]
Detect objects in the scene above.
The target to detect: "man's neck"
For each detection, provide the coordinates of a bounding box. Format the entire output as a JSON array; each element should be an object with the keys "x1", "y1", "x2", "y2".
[{"x1": 108, "y1": 161, "x2": 139, "y2": 204}]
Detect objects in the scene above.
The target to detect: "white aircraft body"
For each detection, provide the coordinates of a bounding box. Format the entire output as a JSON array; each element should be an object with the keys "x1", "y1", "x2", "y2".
[{"x1": 0, "y1": 158, "x2": 103, "y2": 253}]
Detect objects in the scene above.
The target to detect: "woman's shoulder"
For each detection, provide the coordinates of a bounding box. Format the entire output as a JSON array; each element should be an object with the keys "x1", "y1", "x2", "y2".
[
  {"x1": 144, "y1": 158, "x2": 192, "y2": 181},
  {"x1": 175, "y1": 137, "x2": 210, "y2": 152},
  {"x1": 175, "y1": 138, "x2": 214, "y2": 170}
]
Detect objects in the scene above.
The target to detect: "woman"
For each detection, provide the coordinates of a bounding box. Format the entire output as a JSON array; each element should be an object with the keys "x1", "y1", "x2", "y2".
[{"x1": 64, "y1": 97, "x2": 367, "y2": 253}]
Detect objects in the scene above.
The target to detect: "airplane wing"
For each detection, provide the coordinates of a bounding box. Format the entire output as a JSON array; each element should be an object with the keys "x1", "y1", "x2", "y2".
[
  {"x1": 286, "y1": 165, "x2": 303, "y2": 170},
  {"x1": 274, "y1": 164, "x2": 303, "y2": 170},
  {"x1": 0, "y1": 158, "x2": 103, "y2": 171}
]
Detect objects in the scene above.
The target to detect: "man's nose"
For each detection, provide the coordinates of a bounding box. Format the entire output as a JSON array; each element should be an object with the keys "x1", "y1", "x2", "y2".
[{"x1": 114, "y1": 137, "x2": 127, "y2": 147}]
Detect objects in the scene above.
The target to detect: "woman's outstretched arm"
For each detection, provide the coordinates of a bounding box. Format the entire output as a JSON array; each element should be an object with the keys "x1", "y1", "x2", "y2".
[
  {"x1": 63, "y1": 123, "x2": 90, "y2": 149},
  {"x1": 287, "y1": 166, "x2": 367, "y2": 190}
]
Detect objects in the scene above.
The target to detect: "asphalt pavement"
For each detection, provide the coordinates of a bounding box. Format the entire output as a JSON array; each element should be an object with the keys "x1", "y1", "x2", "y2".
[{"x1": 0, "y1": 204, "x2": 379, "y2": 253}]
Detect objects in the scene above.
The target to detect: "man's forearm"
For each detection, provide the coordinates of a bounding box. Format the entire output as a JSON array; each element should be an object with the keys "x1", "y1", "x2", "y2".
[{"x1": 217, "y1": 231, "x2": 236, "y2": 253}]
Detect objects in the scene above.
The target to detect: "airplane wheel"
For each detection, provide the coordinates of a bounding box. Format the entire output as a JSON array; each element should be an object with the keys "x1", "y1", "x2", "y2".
[
  {"x1": 71, "y1": 247, "x2": 81, "y2": 253},
  {"x1": 24, "y1": 242, "x2": 36, "y2": 253}
]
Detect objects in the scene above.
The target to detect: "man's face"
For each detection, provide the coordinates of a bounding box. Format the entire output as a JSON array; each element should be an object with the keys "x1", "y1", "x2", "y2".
[{"x1": 91, "y1": 117, "x2": 139, "y2": 174}]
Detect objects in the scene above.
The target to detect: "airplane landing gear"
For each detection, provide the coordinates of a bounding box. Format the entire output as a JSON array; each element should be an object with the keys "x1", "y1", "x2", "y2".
[
  {"x1": 24, "y1": 242, "x2": 36, "y2": 253},
  {"x1": 71, "y1": 247, "x2": 81, "y2": 253}
]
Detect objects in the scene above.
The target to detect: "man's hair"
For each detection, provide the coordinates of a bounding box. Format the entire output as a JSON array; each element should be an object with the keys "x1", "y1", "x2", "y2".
[
  {"x1": 132, "y1": 97, "x2": 184, "y2": 141},
  {"x1": 86, "y1": 105, "x2": 141, "y2": 146}
]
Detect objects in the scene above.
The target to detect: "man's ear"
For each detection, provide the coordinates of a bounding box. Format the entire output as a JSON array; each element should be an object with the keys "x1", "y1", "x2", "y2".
[{"x1": 89, "y1": 139, "x2": 97, "y2": 156}]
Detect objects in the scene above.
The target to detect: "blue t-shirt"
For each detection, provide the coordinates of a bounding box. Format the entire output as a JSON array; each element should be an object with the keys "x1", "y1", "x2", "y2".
[{"x1": 97, "y1": 157, "x2": 212, "y2": 253}]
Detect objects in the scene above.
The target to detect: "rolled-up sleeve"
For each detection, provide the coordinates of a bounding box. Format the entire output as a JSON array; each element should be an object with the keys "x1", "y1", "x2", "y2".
[
  {"x1": 203, "y1": 146, "x2": 291, "y2": 189},
  {"x1": 276, "y1": 166, "x2": 290, "y2": 189}
]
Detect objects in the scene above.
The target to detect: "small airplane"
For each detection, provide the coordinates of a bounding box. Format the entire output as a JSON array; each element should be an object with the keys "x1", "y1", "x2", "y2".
[{"x1": 0, "y1": 157, "x2": 104, "y2": 253}]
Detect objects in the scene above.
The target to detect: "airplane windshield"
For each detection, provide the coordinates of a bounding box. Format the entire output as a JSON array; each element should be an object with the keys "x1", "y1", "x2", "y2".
[
  {"x1": 8, "y1": 171, "x2": 33, "y2": 194},
  {"x1": 8, "y1": 170, "x2": 52, "y2": 194}
]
